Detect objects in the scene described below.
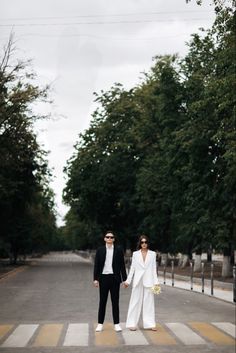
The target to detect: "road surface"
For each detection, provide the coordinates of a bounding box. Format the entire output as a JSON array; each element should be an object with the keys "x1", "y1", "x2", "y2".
[{"x1": 0, "y1": 252, "x2": 235, "y2": 353}]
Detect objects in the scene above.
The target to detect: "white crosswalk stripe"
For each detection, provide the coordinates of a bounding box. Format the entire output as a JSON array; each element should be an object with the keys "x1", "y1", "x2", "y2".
[
  {"x1": 63, "y1": 323, "x2": 89, "y2": 346},
  {"x1": 165, "y1": 323, "x2": 206, "y2": 345},
  {"x1": 212, "y1": 322, "x2": 236, "y2": 338},
  {"x1": 1, "y1": 324, "x2": 38, "y2": 347},
  {"x1": 0, "y1": 322, "x2": 234, "y2": 348},
  {"x1": 120, "y1": 323, "x2": 149, "y2": 345}
]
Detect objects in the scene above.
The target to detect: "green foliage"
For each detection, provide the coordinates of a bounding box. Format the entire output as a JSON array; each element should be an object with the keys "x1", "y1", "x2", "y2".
[
  {"x1": 177, "y1": 5, "x2": 236, "y2": 255},
  {"x1": 0, "y1": 35, "x2": 57, "y2": 262},
  {"x1": 63, "y1": 5, "x2": 235, "y2": 255},
  {"x1": 63, "y1": 84, "x2": 142, "y2": 249}
]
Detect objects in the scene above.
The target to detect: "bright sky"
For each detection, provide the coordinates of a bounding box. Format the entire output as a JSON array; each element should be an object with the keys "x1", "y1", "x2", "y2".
[{"x1": 1, "y1": 0, "x2": 216, "y2": 226}]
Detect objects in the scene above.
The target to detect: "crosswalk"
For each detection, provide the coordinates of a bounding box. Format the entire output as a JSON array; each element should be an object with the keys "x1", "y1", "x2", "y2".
[{"x1": 0, "y1": 322, "x2": 235, "y2": 348}]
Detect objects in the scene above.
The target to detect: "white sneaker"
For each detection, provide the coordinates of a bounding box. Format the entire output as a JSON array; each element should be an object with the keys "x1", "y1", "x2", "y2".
[
  {"x1": 114, "y1": 324, "x2": 122, "y2": 332},
  {"x1": 95, "y1": 324, "x2": 103, "y2": 332}
]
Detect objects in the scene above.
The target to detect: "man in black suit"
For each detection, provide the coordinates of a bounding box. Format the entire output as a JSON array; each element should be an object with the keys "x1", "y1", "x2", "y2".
[{"x1": 93, "y1": 231, "x2": 127, "y2": 332}]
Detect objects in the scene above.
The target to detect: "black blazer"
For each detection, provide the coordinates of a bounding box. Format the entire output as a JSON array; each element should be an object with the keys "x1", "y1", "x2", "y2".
[{"x1": 93, "y1": 245, "x2": 127, "y2": 283}]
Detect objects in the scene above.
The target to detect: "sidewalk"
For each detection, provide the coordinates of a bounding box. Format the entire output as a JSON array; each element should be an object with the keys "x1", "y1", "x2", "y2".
[{"x1": 158, "y1": 271, "x2": 234, "y2": 303}]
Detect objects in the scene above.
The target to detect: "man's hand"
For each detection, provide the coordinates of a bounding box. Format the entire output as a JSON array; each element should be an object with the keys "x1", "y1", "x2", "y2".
[{"x1": 93, "y1": 280, "x2": 99, "y2": 287}]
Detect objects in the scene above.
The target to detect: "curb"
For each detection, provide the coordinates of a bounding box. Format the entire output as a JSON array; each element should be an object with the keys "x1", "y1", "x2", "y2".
[
  {"x1": 157, "y1": 270, "x2": 233, "y2": 291},
  {"x1": 161, "y1": 281, "x2": 235, "y2": 305},
  {"x1": 0, "y1": 265, "x2": 28, "y2": 281}
]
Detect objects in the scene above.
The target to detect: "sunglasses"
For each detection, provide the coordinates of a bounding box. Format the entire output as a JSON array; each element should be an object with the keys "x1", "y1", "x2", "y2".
[
  {"x1": 105, "y1": 236, "x2": 114, "y2": 239},
  {"x1": 141, "y1": 240, "x2": 147, "y2": 244}
]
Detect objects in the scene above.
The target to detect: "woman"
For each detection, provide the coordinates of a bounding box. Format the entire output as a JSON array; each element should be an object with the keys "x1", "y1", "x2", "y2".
[{"x1": 124, "y1": 235, "x2": 159, "y2": 331}]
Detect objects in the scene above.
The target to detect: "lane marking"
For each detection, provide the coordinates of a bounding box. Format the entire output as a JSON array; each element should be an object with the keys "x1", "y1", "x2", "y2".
[
  {"x1": 32, "y1": 324, "x2": 63, "y2": 347},
  {"x1": 145, "y1": 323, "x2": 177, "y2": 345},
  {"x1": 166, "y1": 323, "x2": 206, "y2": 345},
  {"x1": 0, "y1": 325, "x2": 14, "y2": 340},
  {"x1": 121, "y1": 323, "x2": 149, "y2": 345},
  {"x1": 0, "y1": 321, "x2": 235, "y2": 347},
  {"x1": 94, "y1": 323, "x2": 119, "y2": 346},
  {"x1": 189, "y1": 322, "x2": 236, "y2": 345},
  {"x1": 63, "y1": 323, "x2": 89, "y2": 346},
  {"x1": 212, "y1": 322, "x2": 236, "y2": 339},
  {"x1": 1, "y1": 324, "x2": 38, "y2": 347}
]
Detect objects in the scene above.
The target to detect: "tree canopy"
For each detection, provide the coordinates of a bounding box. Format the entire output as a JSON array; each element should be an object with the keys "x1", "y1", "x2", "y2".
[
  {"x1": 63, "y1": 2, "x2": 235, "y2": 267},
  {"x1": 0, "y1": 35, "x2": 58, "y2": 263}
]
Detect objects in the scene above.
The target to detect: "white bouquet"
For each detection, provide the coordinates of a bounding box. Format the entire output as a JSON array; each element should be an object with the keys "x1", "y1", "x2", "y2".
[{"x1": 150, "y1": 284, "x2": 161, "y2": 295}]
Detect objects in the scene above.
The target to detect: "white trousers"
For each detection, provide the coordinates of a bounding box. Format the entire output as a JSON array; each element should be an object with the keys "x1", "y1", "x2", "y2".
[{"x1": 126, "y1": 280, "x2": 156, "y2": 328}]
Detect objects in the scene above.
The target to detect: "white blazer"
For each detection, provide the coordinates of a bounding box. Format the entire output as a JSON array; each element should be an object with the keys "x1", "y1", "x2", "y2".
[{"x1": 126, "y1": 250, "x2": 159, "y2": 288}]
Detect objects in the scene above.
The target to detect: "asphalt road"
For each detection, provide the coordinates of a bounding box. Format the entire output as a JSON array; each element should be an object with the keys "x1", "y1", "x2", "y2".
[{"x1": 0, "y1": 252, "x2": 235, "y2": 353}]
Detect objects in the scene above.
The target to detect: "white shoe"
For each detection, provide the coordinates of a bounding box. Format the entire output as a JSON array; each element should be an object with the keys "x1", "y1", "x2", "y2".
[
  {"x1": 114, "y1": 324, "x2": 122, "y2": 332},
  {"x1": 95, "y1": 324, "x2": 103, "y2": 332}
]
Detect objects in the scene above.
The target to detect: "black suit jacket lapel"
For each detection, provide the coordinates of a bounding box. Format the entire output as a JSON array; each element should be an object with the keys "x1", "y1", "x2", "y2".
[
  {"x1": 112, "y1": 245, "x2": 118, "y2": 269},
  {"x1": 101, "y1": 246, "x2": 106, "y2": 270}
]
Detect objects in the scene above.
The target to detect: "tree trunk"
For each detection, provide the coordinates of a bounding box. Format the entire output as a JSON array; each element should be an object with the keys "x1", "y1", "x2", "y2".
[
  {"x1": 222, "y1": 255, "x2": 231, "y2": 277},
  {"x1": 13, "y1": 252, "x2": 18, "y2": 265},
  {"x1": 230, "y1": 250, "x2": 235, "y2": 265},
  {"x1": 207, "y1": 246, "x2": 212, "y2": 262},
  {"x1": 194, "y1": 254, "x2": 202, "y2": 272}
]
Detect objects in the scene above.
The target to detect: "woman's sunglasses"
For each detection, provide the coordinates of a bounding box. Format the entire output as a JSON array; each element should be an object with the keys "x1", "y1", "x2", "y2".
[
  {"x1": 105, "y1": 236, "x2": 114, "y2": 239},
  {"x1": 141, "y1": 240, "x2": 147, "y2": 244}
]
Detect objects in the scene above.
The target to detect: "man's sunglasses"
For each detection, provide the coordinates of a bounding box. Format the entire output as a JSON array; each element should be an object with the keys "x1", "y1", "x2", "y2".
[
  {"x1": 105, "y1": 236, "x2": 114, "y2": 239},
  {"x1": 141, "y1": 240, "x2": 147, "y2": 244}
]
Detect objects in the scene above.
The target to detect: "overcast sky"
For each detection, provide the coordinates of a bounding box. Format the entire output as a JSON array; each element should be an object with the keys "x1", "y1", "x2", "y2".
[{"x1": 1, "y1": 0, "x2": 216, "y2": 226}]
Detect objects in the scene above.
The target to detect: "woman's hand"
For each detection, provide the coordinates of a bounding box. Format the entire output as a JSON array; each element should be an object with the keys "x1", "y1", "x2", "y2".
[{"x1": 123, "y1": 281, "x2": 129, "y2": 288}]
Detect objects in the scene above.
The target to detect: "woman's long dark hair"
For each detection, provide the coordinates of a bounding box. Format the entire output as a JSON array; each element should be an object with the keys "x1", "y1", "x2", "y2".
[{"x1": 137, "y1": 235, "x2": 149, "y2": 250}]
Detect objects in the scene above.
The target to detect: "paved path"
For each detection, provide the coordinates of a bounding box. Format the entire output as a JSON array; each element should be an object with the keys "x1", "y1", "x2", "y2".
[{"x1": 0, "y1": 252, "x2": 235, "y2": 353}]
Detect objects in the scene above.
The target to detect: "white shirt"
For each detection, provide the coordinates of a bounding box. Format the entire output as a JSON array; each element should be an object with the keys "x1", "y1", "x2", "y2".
[{"x1": 102, "y1": 245, "x2": 114, "y2": 274}]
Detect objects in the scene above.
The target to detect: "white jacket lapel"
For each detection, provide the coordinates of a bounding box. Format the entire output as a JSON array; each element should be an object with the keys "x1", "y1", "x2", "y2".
[
  {"x1": 144, "y1": 250, "x2": 152, "y2": 268},
  {"x1": 137, "y1": 250, "x2": 145, "y2": 268}
]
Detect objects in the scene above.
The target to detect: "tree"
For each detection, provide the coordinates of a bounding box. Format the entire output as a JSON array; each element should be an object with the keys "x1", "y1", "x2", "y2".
[
  {"x1": 178, "y1": 4, "x2": 236, "y2": 274},
  {"x1": 63, "y1": 2, "x2": 235, "y2": 275},
  {"x1": 134, "y1": 55, "x2": 185, "y2": 254},
  {"x1": 63, "y1": 84, "x2": 142, "y2": 249},
  {"x1": 0, "y1": 34, "x2": 57, "y2": 262}
]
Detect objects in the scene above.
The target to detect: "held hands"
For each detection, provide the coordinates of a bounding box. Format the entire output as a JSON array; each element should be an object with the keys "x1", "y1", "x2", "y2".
[{"x1": 94, "y1": 280, "x2": 129, "y2": 288}]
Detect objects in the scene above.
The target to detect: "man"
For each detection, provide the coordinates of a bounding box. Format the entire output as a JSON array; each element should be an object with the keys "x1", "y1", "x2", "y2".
[{"x1": 93, "y1": 231, "x2": 127, "y2": 332}]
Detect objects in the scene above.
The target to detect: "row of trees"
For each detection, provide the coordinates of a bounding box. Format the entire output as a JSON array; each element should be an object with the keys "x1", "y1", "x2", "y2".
[
  {"x1": 63, "y1": 2, "x2": 235, "y2": 276},
  {"x1": 0, "y1": 36, "x2": 60, "y2": 263}
]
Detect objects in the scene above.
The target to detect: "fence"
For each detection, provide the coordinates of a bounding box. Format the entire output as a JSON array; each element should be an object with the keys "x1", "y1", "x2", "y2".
[{"x1": 158, "y1": 260, "x2": 236, "y2": 303}]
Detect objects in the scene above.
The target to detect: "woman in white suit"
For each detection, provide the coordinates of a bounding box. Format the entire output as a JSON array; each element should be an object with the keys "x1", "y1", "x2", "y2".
[{"x1": 124, "y1": 235, "x2": 159, "y2": 331}]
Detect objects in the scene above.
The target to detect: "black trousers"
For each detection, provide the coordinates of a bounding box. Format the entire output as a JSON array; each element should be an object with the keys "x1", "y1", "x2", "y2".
[{"x1": 98, "y1": 274, "x2": 120, "y2": 324}]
